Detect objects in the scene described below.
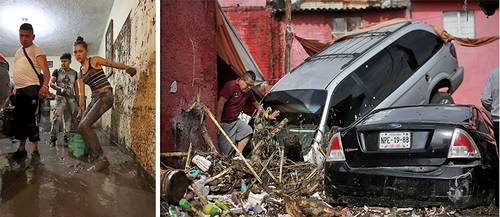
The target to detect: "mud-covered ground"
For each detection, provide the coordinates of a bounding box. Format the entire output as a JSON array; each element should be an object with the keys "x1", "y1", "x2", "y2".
[{"x1": 0, "y1": 130, "x2": 155, "y2": 217}]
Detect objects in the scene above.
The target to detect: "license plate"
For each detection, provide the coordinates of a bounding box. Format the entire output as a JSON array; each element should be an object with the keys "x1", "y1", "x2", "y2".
[{"x1": 379, "y1": 132, "x2": 411, "y2": 149}]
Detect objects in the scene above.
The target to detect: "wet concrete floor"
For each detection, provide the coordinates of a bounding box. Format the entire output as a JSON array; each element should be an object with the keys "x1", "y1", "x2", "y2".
[{"x1": 0, "y1": 130, "x2": 155, "y2": 217}]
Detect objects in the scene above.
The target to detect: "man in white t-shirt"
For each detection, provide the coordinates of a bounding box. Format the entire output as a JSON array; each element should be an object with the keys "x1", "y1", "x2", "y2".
[{"x1": 11, "y1": 23, "x2": 50, "y2": 161}]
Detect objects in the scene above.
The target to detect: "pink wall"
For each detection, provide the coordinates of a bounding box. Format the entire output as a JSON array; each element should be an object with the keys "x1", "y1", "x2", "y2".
[
  {"x1": 161, "y1": 0, "x2": 218, "y2": 152},
  {"x1": 411, "y1": 2, "x2": 499, "y2": 106},
  {"x1": 290, "y1": 10, "x2": 406, "y2": 68},
  {"x1": 219, "y1": 0, "x2": 266, "y2": 8}
]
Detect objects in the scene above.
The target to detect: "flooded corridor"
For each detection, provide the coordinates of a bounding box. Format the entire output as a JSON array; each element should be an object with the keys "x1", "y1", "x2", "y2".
[{"x1": 0, "y1": 131, "x2": 155, "y2": 217}]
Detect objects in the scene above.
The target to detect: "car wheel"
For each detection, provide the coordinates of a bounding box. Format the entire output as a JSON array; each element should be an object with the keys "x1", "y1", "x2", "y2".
[{"x1": 430, "y1": 92, "x2": 455, "y2": 104}]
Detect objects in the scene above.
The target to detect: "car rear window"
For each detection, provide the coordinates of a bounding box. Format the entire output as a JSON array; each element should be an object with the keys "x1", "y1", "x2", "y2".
[{"x1": 361, "y1": 106, "x2": 472, "y2": 125}]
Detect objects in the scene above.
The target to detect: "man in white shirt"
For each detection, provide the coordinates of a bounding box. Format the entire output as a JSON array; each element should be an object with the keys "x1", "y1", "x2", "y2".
[{"x1": 11, "y1": 23, "x2": 50, "y2": 160}]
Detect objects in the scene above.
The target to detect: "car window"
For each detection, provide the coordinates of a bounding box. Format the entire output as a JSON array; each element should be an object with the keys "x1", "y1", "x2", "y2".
[
  {"x1": 327, "y1": 75, "x2": 372, "y2": 128},
  {"x1": 393, "y1": 30, "x2": 444, "y2": 71},
  {"x1": 353, "y1": 46, "x2": 413, "y2": 105}
]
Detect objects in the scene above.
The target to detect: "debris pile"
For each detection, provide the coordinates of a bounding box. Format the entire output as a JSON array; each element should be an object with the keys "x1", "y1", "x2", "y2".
[
  {"x1": 160, "y1": 99, "x2": 499, "y2": 217},
  {"x1": 160, "y1": 100, "x2": 339, "y2": 216}
]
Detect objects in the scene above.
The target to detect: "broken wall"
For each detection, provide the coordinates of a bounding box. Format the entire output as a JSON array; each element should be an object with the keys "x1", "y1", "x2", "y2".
[
  {"x1": 161, "y1": 0, "x2": 218, "y2": 153},
  {"x1": 96, "y1": 0, "x2": 156, "y2": 177}
]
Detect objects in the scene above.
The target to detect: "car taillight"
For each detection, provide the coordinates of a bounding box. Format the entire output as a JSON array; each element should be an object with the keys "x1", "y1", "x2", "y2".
[
  {"x1": 448, "y1": 128, "x2": 481, "y2": 159},
  {"x1": 450, "y1": 43, "x2": 457, "y2": 58},
  {"x1": 326, "y1": 132, "x2": 345, "y2": 161}
]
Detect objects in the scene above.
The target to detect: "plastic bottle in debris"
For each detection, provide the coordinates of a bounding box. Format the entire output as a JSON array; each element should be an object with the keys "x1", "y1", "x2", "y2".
[
  {"x1": 195, "y1": 175, "x2": 210, "y2": 196},
  {"x1": 192, "y1": 155, "x2": 211, "y2": 172},
  {"x1": 168, "y1": 205, "x2": 178, "y2": 217},
  {"x1": 240, "y1": 179, "x2": 247, "y2": 192},
  {"x1": 179, "y1": 199, "x2": 192, "y2": 211},
  {"x1": 202, "y1": 204, "x2": 219, "y2": 217},
  {"x1": 214, "y1": 199, "x2": 229, "y2": 211}
]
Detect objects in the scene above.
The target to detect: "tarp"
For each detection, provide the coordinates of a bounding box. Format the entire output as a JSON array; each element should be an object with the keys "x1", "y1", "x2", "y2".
[
  {"x1": 432, "y1": 25, "x2": 499, "y2": 47},
  {"x1": 295, "y1": 18, "x2": 499, "y2": 56},
  {"x1": 215, "y1": 3, "x2": 265, "y2": 82},
  {"x1": 293, "y1": 34, "x2": 327, "y2": 56}
]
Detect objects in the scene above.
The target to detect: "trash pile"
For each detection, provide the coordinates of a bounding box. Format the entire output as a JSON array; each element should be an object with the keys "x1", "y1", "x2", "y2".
[
  {"x1": 160, "y1": 100, "x2": 341, "y2": 217},
  {"x1": 160, "y1": 99, "x2": 499, "y2": 217}
]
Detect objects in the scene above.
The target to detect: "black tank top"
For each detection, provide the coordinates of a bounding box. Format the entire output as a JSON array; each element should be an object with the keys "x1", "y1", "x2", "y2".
[{"x1": 81, "y1": 57, "x2": 111, "y2": 92}]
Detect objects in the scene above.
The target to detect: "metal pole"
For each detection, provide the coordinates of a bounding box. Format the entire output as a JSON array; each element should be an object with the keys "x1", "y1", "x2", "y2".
[{"x1": 284, "y1": 0, "x2": 292, "y2": 74}]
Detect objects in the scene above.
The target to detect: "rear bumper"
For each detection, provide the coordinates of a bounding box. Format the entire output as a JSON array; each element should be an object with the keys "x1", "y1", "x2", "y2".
[{"x1": 325, "y1": 161, "x2": 496, "y2": 208}]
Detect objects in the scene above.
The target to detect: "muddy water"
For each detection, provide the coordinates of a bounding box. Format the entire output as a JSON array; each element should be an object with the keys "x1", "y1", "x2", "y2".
[{"x1": 0, "y1": 132, "x2": 155, "y2": 217}]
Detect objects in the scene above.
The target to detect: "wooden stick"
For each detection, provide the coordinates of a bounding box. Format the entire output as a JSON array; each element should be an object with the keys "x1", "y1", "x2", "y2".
[
  {"x1": 279, "y1": 148, "x2": 284, "y2": 183},
  {"x1": 269, "y1": 163, "x2": 312, "y2": 170},
  {"x1": 190, "y1": 182, "x2": 209, "y2": 205},
  {"x1": 191, "y1": 208, "x2": 206, "y2": 217},
  {"x1": 305, "y1": 167, "x2": 318, "y2": 180},
  {"x1": 246, "y1": 151, "x2": 276, "y2": 194},
  {"x1": 160, "y1": 152, "x2": 188, "y2": 157},
  {"x1": 205, "y1": 167, "x2": 233, "y2": 184},
  {"x1": 184, "y1": 143, "x2": 192, "y2": 171},
  {"x1": 259, "y1": 161, "x2": 279, "y2": 184},
  {"x1": 200, "y1": 120, "x2": 218, "y2": 154},
  {"x1": 200, "y1": 103, "x2": 263, "y2": 184}
]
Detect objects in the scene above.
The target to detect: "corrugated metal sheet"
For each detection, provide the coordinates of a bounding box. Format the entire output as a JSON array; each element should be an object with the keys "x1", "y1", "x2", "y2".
[{"x1": 272, "y1": 0, "x2": 409, "y2": 12}]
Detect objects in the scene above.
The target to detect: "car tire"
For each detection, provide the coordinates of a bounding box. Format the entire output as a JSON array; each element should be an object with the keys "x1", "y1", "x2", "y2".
[{"x1": 430, "y1": 92, "x2": 455, "y2": 104}]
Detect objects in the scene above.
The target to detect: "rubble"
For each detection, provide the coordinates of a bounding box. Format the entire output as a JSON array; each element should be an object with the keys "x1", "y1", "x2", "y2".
[{"x1": 160, "y1": 99, "x2": 499, "y2": 217}]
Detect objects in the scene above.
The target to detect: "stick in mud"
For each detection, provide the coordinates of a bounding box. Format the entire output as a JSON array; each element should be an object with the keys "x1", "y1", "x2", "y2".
[
  {"x1": 161, "y1": 152, "x2": 188, "y2": 157},
  {"x1": 185, "y1": 143, "x2": 192, "y2": 171}
]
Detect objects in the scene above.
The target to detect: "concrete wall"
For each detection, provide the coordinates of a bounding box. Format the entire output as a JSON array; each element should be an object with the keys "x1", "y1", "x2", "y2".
[
  {"x1": 161, "y1": 0, "x2": 218, "y2": 153},
  {"x1": 95, "y1": 0, "x2": 156, "y2": 177},
  {"x1": 411, "y1": 1, "x2": 499, "y2": 106}
]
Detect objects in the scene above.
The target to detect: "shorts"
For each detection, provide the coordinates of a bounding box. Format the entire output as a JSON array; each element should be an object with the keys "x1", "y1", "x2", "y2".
[{"x1": 217, "y1": 119, "x2": 253, "y2": 155}]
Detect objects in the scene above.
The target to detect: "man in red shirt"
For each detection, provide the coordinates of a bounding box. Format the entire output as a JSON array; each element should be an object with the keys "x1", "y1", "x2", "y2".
[{"x1": 216, "y1": 71, "x2": 272, "y2": 155}]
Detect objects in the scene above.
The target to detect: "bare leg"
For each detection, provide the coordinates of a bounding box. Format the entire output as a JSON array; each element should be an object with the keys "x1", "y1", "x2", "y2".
[
  {"x1": 18, "y1": 140, "x2": 26, "y2": 151},
  {"x1": 32, "y1": 142, "x2": 38, "y2": 152},
  {"x1": 237, "y1": 137, "x2": 250, "y2": 153}
]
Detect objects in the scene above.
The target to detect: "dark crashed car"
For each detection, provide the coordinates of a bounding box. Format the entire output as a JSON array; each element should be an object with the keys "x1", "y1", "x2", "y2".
[{"x1": 325, "y1": 105, "x2": 498, "y2": 208}]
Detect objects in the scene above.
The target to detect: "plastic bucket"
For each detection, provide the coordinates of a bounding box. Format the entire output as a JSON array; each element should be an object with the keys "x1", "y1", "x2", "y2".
[{"x1": 68, "y1": 133, "x2": 86, "y2": 158}]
